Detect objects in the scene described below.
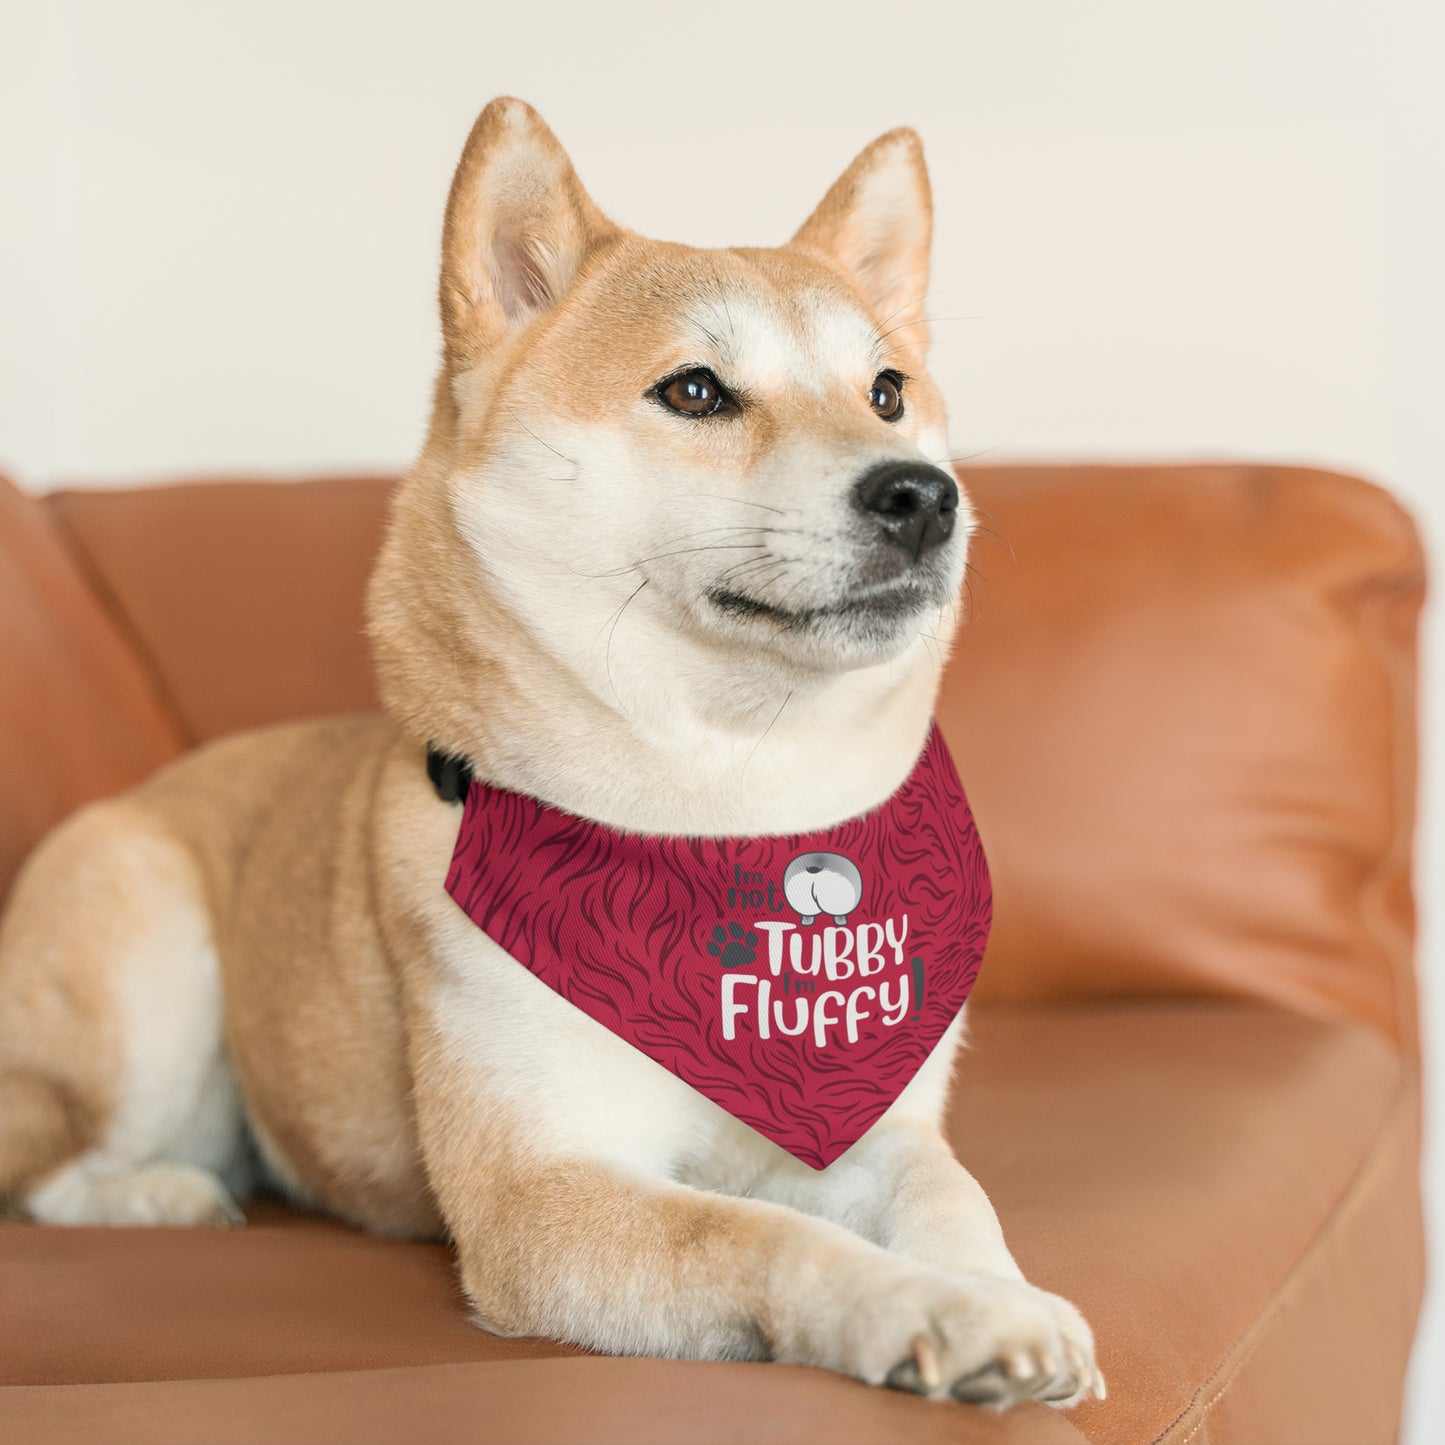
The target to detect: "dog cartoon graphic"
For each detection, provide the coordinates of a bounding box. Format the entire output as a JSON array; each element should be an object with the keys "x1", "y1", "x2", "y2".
[{"x1": 782, "y1": 852, "x2": 864, "y2": 926}]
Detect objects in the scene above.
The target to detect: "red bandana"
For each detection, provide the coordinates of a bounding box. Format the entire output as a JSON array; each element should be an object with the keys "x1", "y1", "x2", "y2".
[{"x1": 443, "y1": 723, "x2": 990, "y2": 1169}]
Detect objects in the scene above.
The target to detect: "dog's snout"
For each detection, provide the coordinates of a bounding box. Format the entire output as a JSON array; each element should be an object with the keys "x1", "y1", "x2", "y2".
[{"x1": 852, "y1": 461, "x2": 959, "y2": 560}]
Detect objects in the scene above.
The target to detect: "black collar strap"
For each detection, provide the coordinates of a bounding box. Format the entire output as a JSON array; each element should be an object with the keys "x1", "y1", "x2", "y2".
[{"x1": 426, "y1": 745, "x2": 473, "y2": 804}]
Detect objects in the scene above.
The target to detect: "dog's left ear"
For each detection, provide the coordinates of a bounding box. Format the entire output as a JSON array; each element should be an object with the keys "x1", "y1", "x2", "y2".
[{"x1": 791, "y1": 129, "x2": 933, "y2": 354}]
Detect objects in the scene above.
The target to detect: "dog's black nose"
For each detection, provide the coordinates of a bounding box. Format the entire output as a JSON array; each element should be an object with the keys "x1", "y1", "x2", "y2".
[{"x1": 853, "y1": 460, "x2": 959, "y2": 560}]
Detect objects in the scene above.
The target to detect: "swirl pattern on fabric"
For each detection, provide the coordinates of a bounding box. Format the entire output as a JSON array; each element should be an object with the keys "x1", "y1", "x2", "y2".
[{"x1": 443, "y1": 723, "x2": 991, "y2": 1169}]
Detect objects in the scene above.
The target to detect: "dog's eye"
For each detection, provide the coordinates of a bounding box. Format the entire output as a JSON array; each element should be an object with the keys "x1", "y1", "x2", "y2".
[
  {"x1": 658, "y1": 369, "x2": 725, "y2": 417},
  {"x1": 869, "y1": 371, "x2": 905, "y2": 421}
]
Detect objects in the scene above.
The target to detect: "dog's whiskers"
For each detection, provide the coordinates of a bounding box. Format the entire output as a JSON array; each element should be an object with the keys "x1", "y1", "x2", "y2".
[
  {"x1": 598, "y1": 578, "x2": 650, "y2": 708},
  {"x1": 571, "y1": 542, "x2": 766, "y2": 582},
  {"x1": 716, "y1": 551, "x2": 791, "y2": 585},
  {"x1": 772, "y1": 558, "x2": 834, "y2": 617},
  {"x1": 959, "y1": 502, "x2": 1016, "y2": 562},
  {"x1": 569, "y1": 523, "x2": 817, "y2": 583},
  {"x1": 876, "y1": 313, "x2": 981, "y2": 348},
  {"x1": 958, "y1": 559, "x2": 986, "y2": 621},
  {"x1": 742, "y1": 688, "x2": 794, "y2": 777},
  {"x1": 502, "y1": 403, "x2": 580, "y2": 473},
  {"x1": 696, "y1": 494, "x2": 795, "y2": 517},
  {"x1": 930, "y1": 444, "x2": 1006, "y2": 470}
]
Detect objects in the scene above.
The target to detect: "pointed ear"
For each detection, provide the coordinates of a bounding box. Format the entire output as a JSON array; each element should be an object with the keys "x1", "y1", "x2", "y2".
[
  {"x1": 791, "y1": 128, "x2": 933, "y2": 353},
  {"x1": 440, "y1": 97, "x2": 617, "y2": 367}
]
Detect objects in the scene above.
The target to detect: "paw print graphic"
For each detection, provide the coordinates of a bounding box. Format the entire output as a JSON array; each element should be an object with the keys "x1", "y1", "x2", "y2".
[{"x1": 707, "y1": 922, "x2": 758, "y2": 969}]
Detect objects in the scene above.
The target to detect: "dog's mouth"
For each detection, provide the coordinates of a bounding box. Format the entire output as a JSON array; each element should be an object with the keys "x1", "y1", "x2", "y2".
[{"x1": 705, "y1": 578, "x2": 938, "y2": 630}]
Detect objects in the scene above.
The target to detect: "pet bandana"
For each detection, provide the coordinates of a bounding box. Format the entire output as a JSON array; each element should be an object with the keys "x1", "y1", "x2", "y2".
[{"x1": 442, "y1": 723, "x2": 990, "y2": 1169}]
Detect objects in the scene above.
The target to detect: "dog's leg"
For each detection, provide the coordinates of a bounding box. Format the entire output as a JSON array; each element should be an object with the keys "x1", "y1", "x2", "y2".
[
  {"x1": 433, "y1": 1143, "x2": 1098, "y2": 1403},
  {"x1": 760, "y1": 1119, "x2": 1025, "y2": 1274},
  {"x1": 751, "y1": 1122, "x2": 1103, "y2": 1405},
  {"x1": 416, "y1": 1054, "x2": 1098, "y2": 1405},
  {"x1": 746, "y1": 1025, "x2": 1104, "y2": 1405},
  {"x1": 0, "y1": 801, "x2": 248, "y2": 1225}
]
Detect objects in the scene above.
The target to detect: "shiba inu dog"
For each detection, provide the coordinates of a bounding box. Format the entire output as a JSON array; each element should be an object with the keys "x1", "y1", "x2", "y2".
[{"x1": 0, "y1": 98, "x2": 1102, "y2": 1408}]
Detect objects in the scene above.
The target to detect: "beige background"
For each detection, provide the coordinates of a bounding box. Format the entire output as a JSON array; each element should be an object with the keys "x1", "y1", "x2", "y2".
[{"x1": 1, "y1": 1, "x2": 1440, "y2": 1434}]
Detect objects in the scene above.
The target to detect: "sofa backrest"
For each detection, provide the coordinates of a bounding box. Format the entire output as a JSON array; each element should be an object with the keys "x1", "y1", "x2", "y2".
[
  {"x1": 4, "y1": 463, "x2": 1423, "y2": 1058},
  {"x1": 47, "y1": 476, "x2": 391, "y2": 743},
  {"x1": 0, "y1": 473, "x2": 184, "y2": 897},
  {"x1": 940, "y1": 464, "x2": 1422, "y2": 1062}
]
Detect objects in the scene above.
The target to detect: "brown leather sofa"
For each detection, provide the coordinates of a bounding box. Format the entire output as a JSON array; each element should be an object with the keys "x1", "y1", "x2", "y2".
[{"x1": 0, "y1": 461, "x2": 1426, "y2": 1445}]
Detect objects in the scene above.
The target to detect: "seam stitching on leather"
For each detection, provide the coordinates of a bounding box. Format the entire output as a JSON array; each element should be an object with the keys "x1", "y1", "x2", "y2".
[
  {"x1": 1151, "y1": 1075, "x2": 1416, "y2": 1445},
  {"x1": 44, "y1": 498, "x2": 198, "y2": 750}
]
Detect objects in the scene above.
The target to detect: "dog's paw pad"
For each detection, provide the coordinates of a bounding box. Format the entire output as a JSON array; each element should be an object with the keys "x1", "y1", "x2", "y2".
[
  {"x1": 952, "y1": 1362, "x2": 1013, "y2": 1406},
  {"x1": 885, "y1": 1332, "x2": 941, "y2": 1395},
  {"x1": 706, "y1": 922, "x2": 758, "y2": 968},
  {"x1": 885, "y1": 1358, "x2": 928, "y2": 1394},
  {"x1": 1039, "y1": 1373, "x2": 1082, "y2": 1404}
]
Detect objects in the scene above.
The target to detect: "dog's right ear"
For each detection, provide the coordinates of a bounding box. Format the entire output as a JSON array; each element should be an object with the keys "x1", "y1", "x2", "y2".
[
  {"x1": 791, "y1": 128, "x2": 932, "y2": 355},
  {"x1": 439, "y1": 98, "x2": 616, "y2": 368}
]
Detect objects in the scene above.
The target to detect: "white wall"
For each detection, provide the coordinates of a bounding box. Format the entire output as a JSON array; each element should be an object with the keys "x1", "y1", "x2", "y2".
[{"x1": 1, "y1": 0, "x2": 1440, "y2": 1433}]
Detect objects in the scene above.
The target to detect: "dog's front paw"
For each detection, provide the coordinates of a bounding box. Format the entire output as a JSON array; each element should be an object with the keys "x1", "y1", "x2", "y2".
[{"x1": 824, "y1": 1264, "x2": 1104, "y2": 1409}]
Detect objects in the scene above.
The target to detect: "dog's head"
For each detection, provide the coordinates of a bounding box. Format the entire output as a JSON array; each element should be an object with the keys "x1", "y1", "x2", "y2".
[{"x1": 371, "y1": 99, "x2": 971, "y2": 771}]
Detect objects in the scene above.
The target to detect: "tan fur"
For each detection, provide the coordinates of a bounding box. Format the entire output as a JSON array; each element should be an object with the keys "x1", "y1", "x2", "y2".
[{"x1": 0, "y1": 98, "x2": 1101, "y2": 1405}]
